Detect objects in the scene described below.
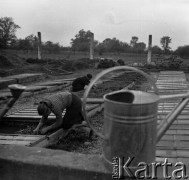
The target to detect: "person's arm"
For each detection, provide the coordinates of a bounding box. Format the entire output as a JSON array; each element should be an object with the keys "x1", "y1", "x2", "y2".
[
  {"x1": 84, "y1": 77, "x2": 90, "y2": 85},
  {"x1": 40, "y1": 113, "x2": 63, "y2": 134},
  {"x1": 33, "y1": 116, "x2": 47, "y2": 134}
]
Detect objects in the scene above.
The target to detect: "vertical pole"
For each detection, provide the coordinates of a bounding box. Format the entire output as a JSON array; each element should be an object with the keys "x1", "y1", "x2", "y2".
[
  {"x1": 90, "y1": 33, "x2": 94, "y2": 60},
  {"x1": 147, "y1": 34, "x2": 152, "y2": 64},
  {"x1": 37, "y1": 32, "x2": 42, "y2": 60}
]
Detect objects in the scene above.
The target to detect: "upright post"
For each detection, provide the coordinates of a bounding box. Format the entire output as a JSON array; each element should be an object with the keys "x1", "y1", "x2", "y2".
[
  {"x1": 147, "y1": 34, "x2": 152, "y2": 64},
  {"x1": 37, "y1": 32, "x2": 42, "y2": 60},
  {"x1": 89, "y1": 33, "x2": 94, "y2": 60}
]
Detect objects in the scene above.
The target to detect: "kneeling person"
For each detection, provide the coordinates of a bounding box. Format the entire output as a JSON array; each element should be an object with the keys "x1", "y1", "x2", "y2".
[{"x1": 33, "y1": 91, "x2": 90, "y2": 135}]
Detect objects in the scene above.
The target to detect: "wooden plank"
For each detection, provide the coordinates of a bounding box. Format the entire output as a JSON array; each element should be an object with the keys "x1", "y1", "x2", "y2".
[
  {"x1": 158, "y1": 106, "x2": 189, "y2": 109},
  {"x1": 3, "y1": 102, "x2": 102, "y2": 123},
  {"x1": 169, "y1": 124, "x2": 189, "y2": 129},
  {"x1": 8, "y1": 113, "x2": 59, "y2": 118},
  {"x1": 156, "y1": 146, "x2": 189, "y2": 150},
  {"x1": 29, "y1": 128, "x2": 65, "y2": 147},
  {"x1": 86, "y1": 104, "x2": 101, "y2": 111},
  {"x1": 158, "y1": 115, "x2": 189, "y2": 119},
  {"x1": 161, "y1": 134, "x2": 189, "y2": 141},
  {"x1": 156, "y1": 150, "x2": 189, "y2": 158},
  {"x1": 0, "y1": 140, "x2": 31, "y2": 145},
  {"x1": 155, "y1": 157, "x2": 178, "y2": 164},
  {"x1": 158, "y1": 120, "x2": 189, "y2": 125},
  {"x1": 164, "y1": 129, "x2": 189, "y2": 135},
  {"x1": 0, "y1": 135, "x2": 43, "y2": 141},
  {"x1": 158, "y1": 110, "x2": 189, "y2": 113},
  {"x1": 81, "y1": 97, "x2": 104, "y2": 104},
  {"x1": 157, "y1": 141, "x2": 189, "y2": 148}
]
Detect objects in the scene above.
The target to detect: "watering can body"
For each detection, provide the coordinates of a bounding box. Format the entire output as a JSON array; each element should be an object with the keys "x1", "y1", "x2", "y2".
[{"x1": 103, "y1": 90, "x2": 159, "y2": 168}]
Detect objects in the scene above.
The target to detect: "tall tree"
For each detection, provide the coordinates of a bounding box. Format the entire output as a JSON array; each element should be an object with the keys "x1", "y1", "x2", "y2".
[
  {"x1": 160, "y1": 36, "x2": 172, "y2": 53},
  {"x1": 71, "y1": 29, "x2": 95, "y2": 51},
  {"x1": 130, "y1": 36, "x2": 138, "y2": 47},
  {"x1": 0, "y1": 17, "x2": 20, "y2": 49}
]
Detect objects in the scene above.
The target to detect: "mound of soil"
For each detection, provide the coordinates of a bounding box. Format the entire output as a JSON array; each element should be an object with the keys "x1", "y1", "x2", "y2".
[
  {"x1": 0, "y1": 51, "x2": 28, "y2": 76},
  {"x1": 0, "y1": 55, "x2": 14, "y2": 68},
  {"x1": 0, "y1": 51, "x2": 24, "y2": 67}
]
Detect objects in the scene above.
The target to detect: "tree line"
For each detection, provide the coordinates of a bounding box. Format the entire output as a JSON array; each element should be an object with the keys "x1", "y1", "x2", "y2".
[{"x1": 0, "y1": 17, "x2": 189, "y2": 58}]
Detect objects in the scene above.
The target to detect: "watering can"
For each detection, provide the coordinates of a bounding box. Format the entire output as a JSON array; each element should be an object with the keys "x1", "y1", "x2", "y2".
[
  {"x1": 0, "y1": 84, "x2": 26, "y2": 122},
  {"x1": 82, "y1": 66, "x2": 189, "y2": 171}
]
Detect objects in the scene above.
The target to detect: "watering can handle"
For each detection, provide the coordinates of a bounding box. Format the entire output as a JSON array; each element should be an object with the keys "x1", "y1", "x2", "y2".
[{"x1": 82, "y1": 66, "x2": 158, "y2": 139}]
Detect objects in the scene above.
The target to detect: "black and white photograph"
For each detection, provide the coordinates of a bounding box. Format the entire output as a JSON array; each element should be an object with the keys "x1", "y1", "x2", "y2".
[{"x1": 0, "y1": 0, "x2": 189, "y2": 179}]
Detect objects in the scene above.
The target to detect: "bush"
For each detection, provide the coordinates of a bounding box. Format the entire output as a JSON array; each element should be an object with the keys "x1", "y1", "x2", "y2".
[
  {"x1": 96, "y1": 58, "x2": 116, "y2": 68},
  {"x1": 117, "y1": 59, "x2": 125, "y2": 65}
]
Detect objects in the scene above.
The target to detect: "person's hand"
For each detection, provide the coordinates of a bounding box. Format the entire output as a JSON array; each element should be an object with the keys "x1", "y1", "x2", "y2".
[
  {"x1": 40, "y1": 127, "x2": 49, "y2": 135},
  {"x1": 33, "y1": 128, "x2": 40, "y2": 135},
  {"x1": 84, "y1": 85, "x2": 88, "y2": 90}
]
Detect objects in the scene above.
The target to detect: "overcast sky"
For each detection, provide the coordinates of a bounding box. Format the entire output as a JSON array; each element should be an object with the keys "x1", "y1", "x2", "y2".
[{"x1": 1, "y1": 0, "x2": 189, "y2": 50}]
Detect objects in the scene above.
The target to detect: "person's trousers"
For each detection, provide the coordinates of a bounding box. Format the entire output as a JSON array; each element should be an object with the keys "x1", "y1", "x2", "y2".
[{"x1": 62, "y1": 93, "x2": 84, "y2": 129}]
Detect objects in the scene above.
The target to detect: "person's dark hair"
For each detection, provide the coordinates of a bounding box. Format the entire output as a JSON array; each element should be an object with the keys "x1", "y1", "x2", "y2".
[
  {"x1": 86, "y1": 74, "x2": 92, "y2": 79},
  {"x1": 37, "y1": 102, "x2": 49, "y2": 115}
]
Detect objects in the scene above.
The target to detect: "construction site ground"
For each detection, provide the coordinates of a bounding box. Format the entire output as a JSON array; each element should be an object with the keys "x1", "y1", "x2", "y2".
[{"x1": 1, "y1": 51, "x2": 189, "y2": 158}]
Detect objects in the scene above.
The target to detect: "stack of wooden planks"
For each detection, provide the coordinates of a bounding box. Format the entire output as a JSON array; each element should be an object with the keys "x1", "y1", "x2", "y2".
[
  {"x1": 156, "y1": 71, "x2": 189, "y2": 165},
  {"x1": 0, "y1": 103, "x2": 103, "y2": 147}
]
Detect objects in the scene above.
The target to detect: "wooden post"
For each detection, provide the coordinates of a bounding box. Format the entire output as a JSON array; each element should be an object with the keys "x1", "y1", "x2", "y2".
[
  {"x1": 147, "y1": 34, "x2": 152, "y2": 64},
  {"x1": 89, "y1": 33, "x2": 94, "y2": 60},
  {"x1": 37, "y1": 32, "x2": 42, "y2": 60}
]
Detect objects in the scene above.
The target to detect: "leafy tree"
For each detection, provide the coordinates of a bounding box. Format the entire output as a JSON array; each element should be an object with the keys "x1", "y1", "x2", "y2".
[
  {"x1": 130, "y1": 36, "x2": 138, "y2": 47},
  {"x1": 95, "y1": 42, "x2": 105, "y2": 55},
  {"x1": 16, "y1": 39, "x2": 32, "y2": 50},
  {"x1": 71, "y1": 29, "x2": 95, "y2": 51},
  {"x1": 25, "y1": 34, "x2": 38, "y2": 49},
  {"x1": 99, "y1": 38, "x2": 130, "y2": 53},
  {"x1": 13, "y1": 34, "x2": 38, "y2": 50},
  {"x1": 109, "y1": 38, "x2": 123, "y2": 52},
  {"x1": 175, "y1": 45, "x2": 189, "y2": 58},
  {"x1": 134, "y1": 42, "x2": 146, "y2": 53},
  {"x1": 43, "y1": 41, "x2": 61, "y2": 53},
  {"x1": 160, "y1": 36, "x2": 172, "y2": 53},
  {"x1": 101, "y1": 38, "x2": 111, "y2": 52},
  {"x1": 152, "y1": 45, "x2": 162, "y2": 54},
  {"x1": 0, "y1": 17, "x2": 20, "y2": 49}
]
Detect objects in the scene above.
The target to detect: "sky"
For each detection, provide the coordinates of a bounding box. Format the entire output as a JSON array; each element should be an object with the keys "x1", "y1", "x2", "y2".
[{"x1": 0, "y1": 0, "x2": 189, "y2": 50}]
